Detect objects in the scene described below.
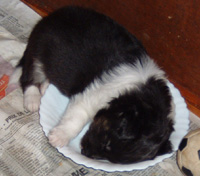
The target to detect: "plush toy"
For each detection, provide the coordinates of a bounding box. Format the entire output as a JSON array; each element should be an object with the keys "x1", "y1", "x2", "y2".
[{"x1": 177, "y1": 129, "x2": 200, "y2": 176}]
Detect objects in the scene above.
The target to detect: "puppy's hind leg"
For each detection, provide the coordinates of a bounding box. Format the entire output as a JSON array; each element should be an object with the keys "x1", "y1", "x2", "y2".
[
  {"x1": 19, "y1": 54, "x2": 47, "y2": 112},
  {"x1": 25, "y1": 79, "x2": 50, "y2": 111},
  {"x1": 24, "y1": 85, "x2": 41, "y2": 112}
]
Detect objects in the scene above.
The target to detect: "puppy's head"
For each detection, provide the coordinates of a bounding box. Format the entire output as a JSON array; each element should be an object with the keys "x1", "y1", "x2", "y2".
[{"x1": 81, "y1": 77, "x2": 174, "y2": 164}]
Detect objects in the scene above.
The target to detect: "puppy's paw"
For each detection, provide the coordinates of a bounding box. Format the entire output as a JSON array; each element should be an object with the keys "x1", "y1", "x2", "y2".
[
  {"x1": 24, "y1": 94, "x2": 41, "y2": 112},
  {"x1": 48, "y1": 126, "x2": 70, "y2": 147},
  {"x1": 24, "y1": 85, "x2": 41, "y2": 112}
]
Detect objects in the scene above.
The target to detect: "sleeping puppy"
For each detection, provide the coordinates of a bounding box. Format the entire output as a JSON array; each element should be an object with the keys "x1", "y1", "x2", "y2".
[{"x1": 12, "y1": 6, "x2": 175, "y2": 164}]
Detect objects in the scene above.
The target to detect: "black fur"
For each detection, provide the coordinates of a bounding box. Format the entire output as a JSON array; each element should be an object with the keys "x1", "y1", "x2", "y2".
[
  {"x1": 18, "y1": 6, "x2": 174, "y2": 164},
  {"x1": 19, "y1": 6, "x2": 146, "y2": 96}
]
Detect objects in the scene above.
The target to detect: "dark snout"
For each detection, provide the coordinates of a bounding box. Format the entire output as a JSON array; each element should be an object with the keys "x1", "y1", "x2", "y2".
[
  {"x1": 81, "y1": 129, "x2": 106, "y2": 160},
  {"x1": 81, "y1": 148, "x2": 104, "y2": 160}
]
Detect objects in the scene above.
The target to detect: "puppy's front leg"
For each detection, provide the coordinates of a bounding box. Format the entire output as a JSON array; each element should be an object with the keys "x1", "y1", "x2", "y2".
[
  {"x1": 48, "y1": 73, "x2": 122, "y2": 147},
  {"x1": 48, "y1": 96, "x2": 92, "y2": 147}
]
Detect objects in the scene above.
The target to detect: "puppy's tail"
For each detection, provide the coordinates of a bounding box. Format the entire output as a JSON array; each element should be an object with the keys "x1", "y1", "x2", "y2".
[{"x1": 9, "y1": 56, "x2": 24, "y2": 85}]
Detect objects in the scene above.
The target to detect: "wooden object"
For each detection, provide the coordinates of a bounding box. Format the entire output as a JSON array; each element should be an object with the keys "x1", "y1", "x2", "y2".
[{"x1": 21, "y1": 0, "x2": 200, "y2": 117}]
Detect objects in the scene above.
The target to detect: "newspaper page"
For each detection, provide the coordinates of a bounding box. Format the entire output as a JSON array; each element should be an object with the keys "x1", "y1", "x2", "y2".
[
  {"x1": 0, "y1": 0, "x2": 41, "y2": 43},
  {"x1": 0, "y1": 0, "x2": 199, "y2": 175},
  {"x1": 0, "y1": 27, "x2": 172, "y2": 176}
]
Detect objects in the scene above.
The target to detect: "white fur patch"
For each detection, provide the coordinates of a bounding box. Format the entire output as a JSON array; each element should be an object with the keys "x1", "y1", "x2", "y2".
[
  {"x1": 67, "y1": 55, "x2": 166, "y2": 120},
  {"x1": 24, "y1": 85, "x2": 41, "y2": 112},
  {"x1": 33, "y1": 59, "x2": 46, "y2": 84},
  {"x1": 49, "y1": 56, "x2": 167, "y2": 147}
]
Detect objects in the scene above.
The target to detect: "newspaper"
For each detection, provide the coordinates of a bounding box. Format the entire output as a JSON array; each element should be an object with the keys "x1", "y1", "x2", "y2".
[
  {"x1": 0, "y1": 0, "x2": 199, "y2": 175},
  {"x1": 0, "y1": 0, "x2": 41, "y2": 43}
]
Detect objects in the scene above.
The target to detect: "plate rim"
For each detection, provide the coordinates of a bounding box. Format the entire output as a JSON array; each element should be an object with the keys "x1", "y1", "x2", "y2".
[{"x1": 39, "y1": 82, "x2": 190, "y2": 172}]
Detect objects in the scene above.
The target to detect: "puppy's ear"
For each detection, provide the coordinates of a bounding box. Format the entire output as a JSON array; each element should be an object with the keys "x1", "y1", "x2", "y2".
[{"x1": 157, "y1": 139, "x2": 172, "y2": 155}]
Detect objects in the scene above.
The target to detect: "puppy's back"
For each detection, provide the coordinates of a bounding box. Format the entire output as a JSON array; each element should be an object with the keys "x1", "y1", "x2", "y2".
[{"x1": 23, "y1": 6, "x2": 147, "y2": 96}]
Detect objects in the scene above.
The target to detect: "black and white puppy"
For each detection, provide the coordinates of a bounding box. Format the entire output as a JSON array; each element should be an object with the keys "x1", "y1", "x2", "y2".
[{"x1": 12, "y1": 6, "x2": 175, "y2": 164}]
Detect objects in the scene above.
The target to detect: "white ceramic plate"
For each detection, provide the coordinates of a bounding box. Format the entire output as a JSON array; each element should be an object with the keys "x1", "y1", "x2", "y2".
[{"x1": 39, "y1": 82, "x2": 189, "y2": 172}]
